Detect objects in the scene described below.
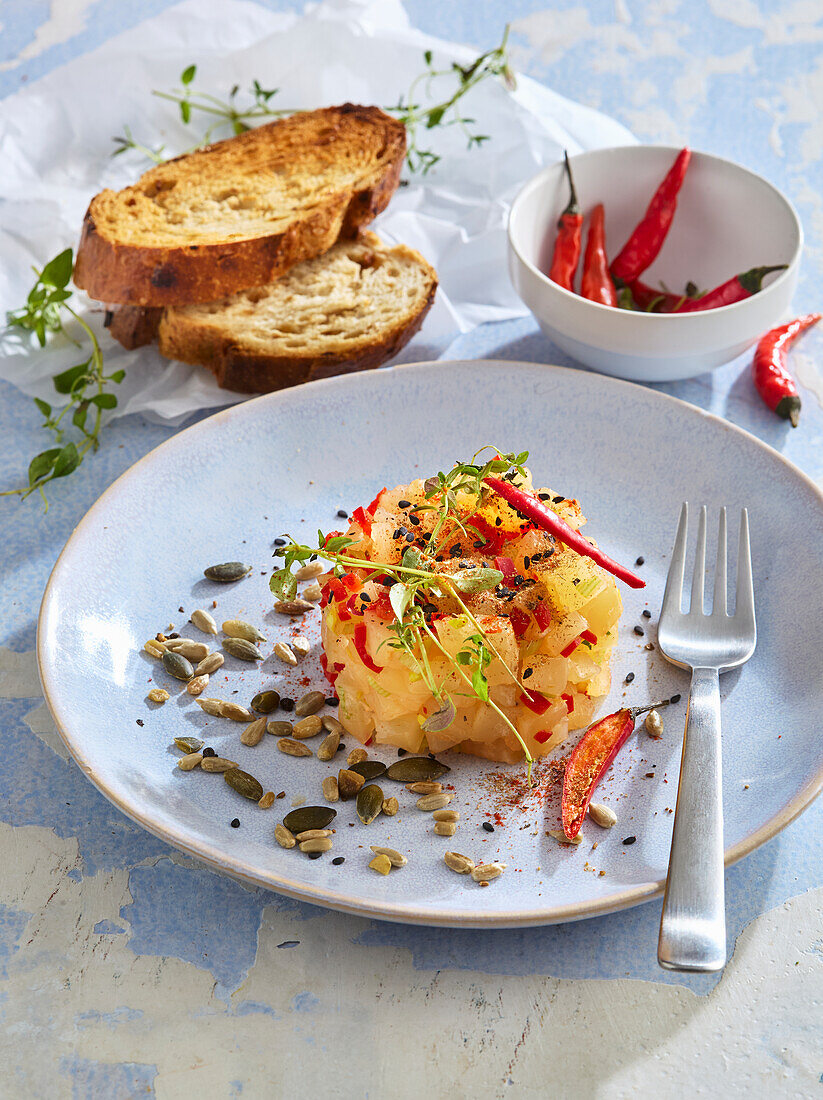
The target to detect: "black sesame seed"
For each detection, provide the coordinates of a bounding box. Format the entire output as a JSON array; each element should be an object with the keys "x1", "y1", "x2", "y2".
[
  {"x1": 494, "y1": 518, "x2": 502, "y2": 527},
  {"x1": 642, "y1": 610, "x2": 651, "y2": 619},
  {"x1": 337, "y1": 509, "x2": 349, "y2": 519},
  {"x1": 523, "y1": 668, "x2": 534, "y2": 679},
  {"x1": 338, "y1": 744, "x2": 346, "y2": 753},
  {"x1": 308, "y1": 851, "x2": 323, "y2": 860},
  {"x1": 280, "y1": 698, "x2": 294, "y2": 712},
  {"x1": 624, "y1": 672, "x2": 635, "y2": 684},
  {"x1": 230, "y1": 818, "x2": 240, "y2": 829},
  {"x1": 332, "y1": 856, "x2": 346, "y2": 865},
  {"x1": 202, "y1": 747, "x2": 216, "y2": 758},
  {"x1": 392, "y1": 529, "x2": 401, "y2": 539},
  {"x1": 398, "y1": 500, "x2": 412, "y2": 509},
  {"x1": 167, "y1": 633, "x2": 180, "y2": 639},
  {"x1": 634, "y1": 626, "x2": 644, "y2": 636},
  {"x1": 325, "y1": 697, "x2": 339, "y2": 707},
  {"x1": 482, "y1": 822, "x2": 495, "y2": 833},
  {"x1": 473, "y1": 540, "x2": 484, "y2": 548},
  {"x1": 635, "y1": 556, "x2": 645, "y2": 566},
  {"x1": 136, "y1": 719, "x2": 144, "y2": 727},
  {"x1": 552, "y1": 495, "x2": 565, "y2": 504},
  {"x1": 360, "y1": 593, "x2": 371, "y2": 603},
  {"x1": 538, "y1": 493, "x2": 551, "y2": 501},
  {"x1": 408, "y1": 515, "x2": 420, "y2": 526},
  {"x1": 405, "y1": 532, "x2": 415, "y2": 543},
  {"x1": 670, "y1": 693, "x2": 682, "y2": 704},
  {"x1": 622, "y1": 836, "x2": 637, "y2": 845},
  {"x1": 397, "y1": 748, "x2": 407, "y2": 756},
  {"x1": 273, "y1": 538, "x2": 286, "y2": 546}
]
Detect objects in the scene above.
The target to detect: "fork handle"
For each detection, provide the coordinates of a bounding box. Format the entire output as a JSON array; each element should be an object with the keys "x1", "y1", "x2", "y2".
[{"x1": 658, "y1": 666, "x2": 726, "y2": 972}]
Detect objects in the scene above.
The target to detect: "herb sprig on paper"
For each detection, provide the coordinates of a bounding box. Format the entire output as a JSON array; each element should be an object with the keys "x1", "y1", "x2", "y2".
[
  {"x1": 2, "y1": 249, "x2": 124, "y2": 509},
  {"x1": 113, "y1": 26, "x2": 515, "y2": 174}
]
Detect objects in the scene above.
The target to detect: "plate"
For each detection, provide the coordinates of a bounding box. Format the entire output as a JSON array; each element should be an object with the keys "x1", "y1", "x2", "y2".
[{"x1": 38, "y1": 361, "x2": 823, "y2": 927}]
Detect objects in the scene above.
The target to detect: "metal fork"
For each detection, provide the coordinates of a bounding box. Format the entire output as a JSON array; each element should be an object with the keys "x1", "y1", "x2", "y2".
[{"x1": 656, "y1": 503, "x2": 756, "y2": 972}]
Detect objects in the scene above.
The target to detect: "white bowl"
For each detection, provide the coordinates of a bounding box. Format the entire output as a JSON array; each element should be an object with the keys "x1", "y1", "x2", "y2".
[{"x1": 508, "y1": 146, "x2": 802, "y2": 382}]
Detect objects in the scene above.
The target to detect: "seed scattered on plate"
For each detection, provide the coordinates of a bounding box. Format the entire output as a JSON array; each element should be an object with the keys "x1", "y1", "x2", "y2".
[
  {"x1": 332, "y1": 856, "x2": 345, "y2": 866},
  {"x1": 350, "y1": 760, "x2": 387, "y2": 781},
  {"x1": 321, "y1": 715, "x2": 343, "y2": 735},
  {"x1": 283, "y1": 806, "x2": 336, "y2": 833},
  {"x1": 295, "y1": 561, "x2": 324, "y2": 581},
  {"x1": 240, "y1": 717, "x2": 267, "y2": 747},
  {"x1": 369, "y1": 846, "x2": 407, "y2": 867},
  {"x1": 177, "y1": 752, "x2": 203, "y2": 771},
  {"x1": 406, "y1": 781, "x2": 442, "y2": 795},
  {"x1": 292, "y1": 635, "x2": 311, "y2": 659},
  {"x1": 295, "y1": 691, "x2": 325, "y2": 717},
  {"x1": 471, "y1": 862, "x2": 506, "y2": 883},
  {"x1": 322, "y1": 775, "x2": 339, "y2": 803},
  {"x1": 273, "y1": 599, "x2": 314, "y2": 616},
  {"x1": 162, "y1": 650, "x2": 194, "y2": 681},
  {"x1": 190, "y1": 609, "x2": 218, "y2": 635},
  {"x1": 587, "y1": 803, "x2": 617, "y2": 828},
  {"x1": 299, "y1": 836, "x2": 333, "y2": 853},
  {"x1": 222, "y1": 637, "x2": 263, "y2": 661},
  {"x1": 258, "y1": 791, "x2": 276, "y2": 809},
  {"x1": 356, "y1": 784, "x2": 384, "y2": 825},
  {"x1": 275, "y1": 824, "x2": 296, "y2": 849},
  {"x1": 195, "y1": 652, "x2": 224, "y2": 676},
  {"x1": 222, "y1": 618, "x2": 265, "y2": 644},
  {"x1": 147, "y1": 688, "x2": 170, "y2": 704},
  {"x1": 220, "y1": 701, "x2": 254, "y2": 723},
  {"x1": 337, "y1": 769, "x2": 365, "y2": 800},
  {"x1": 224, "y1": 768, "x2": 264, "y2": 801},
  {"x1": 295, "y1": 828, "x2": 332, "y2": 842},
  {"x1": 278, "y1": 738, "x2": 312, "y2": 758},
  {"x1": 274, "y1": 642, "x2": 297, "y2": 666},
  {"x1": 416, "y1": 792, "x2": 452, "y2": 811},
  {"x1": 302, "y1": 582, "x2": 322, "y2": 602},
  {"x1": 204, "y1": 561, "x2": 251, "y2": 583},
  {"x1": 186, "y1": 674, "x2": 209, "y2": 696},
  {"x1": 292, "y1": 715, "x2": 323, "y2": 739},
  {"x1": 385, "y1": 757, "x2": 451, "y2": 783},
  {"x1": 381, "y1": 796, "x2": 399, "y2": 817},
  {"x1": 622, "y1": 835, "x2": 637, "y2": 846},
  {"x1": 200, "y1": 757, "x2": 238, "y2": 772},
  {"x1": 444, "y1": 851, "x2": 474, "y2": 874},
  {"x1": 645, "y1": 709, "x2": 663, "y2": 738},
  {"x1": 317, "y1": 731, "x2": 340, "y2": 761},
  {"x1": 347, "y1": 747, "x2": 368, "y2": 767},
  {"x1": 144, "y1": 639, "x2": 165, "y2": 659},
  {"x1": 267, "y1": 720, "x2": 293, "y2": 738},
  {"x1": 369, "y1": 853, "x2": 392, "y2": 875},
  {"x1": 432, "y1": 809, "x2": 459, "y2": 822},
  {"x1": 164, "y1": 639, "x2": 210, "y2": 661},
  {"x1": 434, "y1": 821, "x2": 457, "y2": 836},
  {"x1": 482, "y1": 822, "x2": 495, "y2": 833},
  {"x1": 549, "y1": 829, "x2": 582, "y2": 845},
  {"x1": 251, "y1": 690, "x2": 280, "y2": 714}
]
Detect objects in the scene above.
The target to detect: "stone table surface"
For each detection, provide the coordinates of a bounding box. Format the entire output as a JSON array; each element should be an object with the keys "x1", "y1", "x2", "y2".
[{"x1": 1, "y1": 1, "x2": 822, "y2": 1097}]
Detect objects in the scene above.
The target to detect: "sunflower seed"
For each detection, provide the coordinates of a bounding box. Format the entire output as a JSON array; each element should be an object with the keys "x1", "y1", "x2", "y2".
[
  {"x1": 275, "y1": 824, "x2": 296, "y2": 849},
  {"x1": 191, "y1": 609, "x2": 218, "y2": 635},
  {"x1": 416, "y1": 793, "x2": 452, "y2": 811},
  {"x1": 432, "y1": 809, "x2": 459, "y2": 822},
  {"x1": 225, "y1": 768, "x2": 264, "y2": 801},
  {"x1": 317, "y1": 731, "x2": 341, "y2": 761},
  {"x1": 162, "y1": 650, "x2": 194, "y2": 681},
  {"x1": 204, "y1": 561, "x2": 251, "y2": 583},
  {"x1": 347, "y1": 747, "x2": 368, "y2": 767},
  {"x1": 322, "y1": 775, "x2": 339, "y2": 802},
  {"x1": 177, "y1": 752, "x2": 203, "y2": 771},
  {"x1": 302, "y1": 582, "x2": 322, "y2": 602},
  {"x1": 349, "y1": 760, "x2": 387, "y2": 781},
  {"x1": 164, "y1": 639, "x2": 210, "y2": 661},
  {"x1": 144, "y1": 639, "x2": 166, "y2": 659},
  {"x1": 588, "y1": 803, "x2": 617, "y2": 828},
  {"x1": 258, "y1": 791, "x2": 276, "y2": 809},
  {"x1": 222, "y1": 637, "x2": 262, "y2": 661},
  {"x1": 174, "y1": 736, "x2": 204, "y2": 754},
  {"x1": 295, "y1": 691, "x2": 325, "y2": 718},
  {"x1": 195, "y1": 652, "x2": 224, "y2": 676},
  {"x1": 381, "y1": 797, "x2": 399, "y2": 817},
  {"x1": 251, "y1": 690, "x2": 280, "y2": 714},
  {"x1": 195, "y1": 697, "x2": 224, "y2": 716},
  {"x1": 369, "y1": 846, "x2": 407, "y2": 867},
  {"x1": 321, "y1": 716, "x2": 344, "y2": 735},
  {"x1": 186, "y1": 674, "x2": 209, "y2": 696},
  {"x1": 273, "y1": 642, "x2": 297, "y2": 666},
  {"x1": 295, "y1": 828, "x2": 332, "y2": 841},
  {"x1": 266, "y1": 720, "x2": 293, "y2": 738},
  {"x1": 444, "y1": 851, "x2": 475, "y2": 874},
  {"x1": 283, "y1": 806, "x2": 336, "y2": 833},
  {"x1": 406, "y1": 781, "x2": 442, "y2": 795},
  {"x1": 292, "y1": 715, "x2": 323, "y2": 739},
  {"x1": 220, "y1": 701, "x2": 254, "y2": 722},
  {"x1": 299, "y1": 837, "x2": 333, "y2": 853},
  {"x1": 434, "y1": 821, "x2": 457, "y2": 836},
  {"x1": 295, "y1": 561, "x2": 324, "y2": 581},
  {"x1": 548, "y1": 829, "x2": 583, "y2": 845},
  {"x1": 369, "y1": 853, "x2": 392, "y2": 875},
  {"x1": 273, "y1": 599, "x2": 314, "y2": 615},
  {"x1": 147, "y1": 688, "x2": 170, "y2": 704},
  {"x1": 645, "y1": 709, "x2": 663, "y2": 738},
  {"x1": 356, "y1": 784, "x2": 384, "y2": 825},
  {"x1": 240, "y1": 717, "x2": 267, "y2": 746},
  {"x1": 278, "y1": 738, "x2": 312, "y2": 757},
  {"x1": 338, "y1": 769, "x2": 365, "y2": 800},
  {"x1": 222, "y1": 619, "x2": 266, "y2": 644},
  {"x1": 200, "y1": 757, "x2": 238, "y2": 772},
  {"x1": 385, "y1": 757, "x2": 451, "y2": 783},
  {"x1": 291, "y1": 636, "x2": 311, "y2": 659},
  {"x1": 471, "y1": 862, "x2": 506, "y2": 882}
]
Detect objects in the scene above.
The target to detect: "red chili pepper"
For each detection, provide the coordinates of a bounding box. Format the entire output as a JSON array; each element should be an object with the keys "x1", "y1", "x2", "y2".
[
  {"x1": 611, "y1": 148, "x2": 691, "y2": 284},
  {"x1": 753, "y1": 313, "x2": 820, "y2": 428},
  {"x1": 534, "y1": 728, "x2": 553, "y2": 744},
  {"x1": 533, "y1": 601, "x2": 552, "y2": 632},
  {"x1": 627, "y1": 278, "x2": 685, "y2": 313},
  {"x1": 560, "y1": 637, "x2": 581, "y2": 658},
  {"x1": 674, "y1": 265, "x2": 787, "y2": 313},
  {"x1": 319, "y1": 653, "x2": 344, "y2": 687},
  {"x1": 548, "y1": 151, "x2": 583, "y2": 291},
  {"x1": 352, "y1": 506, "x2": 373, "y2": 537},
  {"x1": 367, "y1": 487, "x2": 387, "y2": 513},
  {"x1": 483, "y1": 476, "x2": 645, "y2": 589},
  {"x1": 581, "y1": 203, "x2": 617, "y2": 307},
  {"x1": 520, "y1": 688, "x2": 552, "y2": 715},
  {"x1": 561, "y1": 700, "x2": 671, "y2": 838},
  {"x1": 580, "y1": 629, "x2": 597, "y2": 645},
  {"x1": 353, "y1": 623, "x2": 382, "y2": 673},
  {"x1": 561, "y1": 692, "x2": 575, "y2": 713}
]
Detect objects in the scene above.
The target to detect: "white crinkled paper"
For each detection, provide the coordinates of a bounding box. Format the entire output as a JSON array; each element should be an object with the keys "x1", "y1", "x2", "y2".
[{"x1": 0, "y1": 0, "x2": 635, "y2": 425}]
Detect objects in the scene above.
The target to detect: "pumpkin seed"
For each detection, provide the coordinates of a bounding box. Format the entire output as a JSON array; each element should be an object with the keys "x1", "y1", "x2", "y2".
[
  {"x1": 240, "y1": 717, "x2": 267, "y2": 746},
  {"x1": 588, "y1": 802, "x2": 617, "y2": 828},
  {"x1": 220, "y1": 701, "x2": 253, "y2": 722},
  {"x1": 273, "y1": 598, "x2": 314, "y2": 615},
  {"x1": 406, "y1": 781, "x2": 443, "y2": 795},
  {"x1": 295, "y1": 828, "x2": 332, "y2": 841},
  {"x1": 195, "y1": 652, "x2": 224, "y2": 677},
  {"x1": 471, "y1": 862, "x2": 506, "y2": 882},
  {"x1": 302, "y1": 581, "x2": 322, "y2": 602},
  {"x1": 295, "y1": 561, "x2": 324, "y2": 581},
  {"x1": 434, "y1": 821, "x2": 457, "y2": 836},
  {"x1": 347, "y1": 747, "x2": 368, "y2": 767},
  {"x1": 322, "y1": 775, "x2": 339, "y2": 803},
  {"x1": 291, "y1": 636, "x2": 311, "y2": 659},
  {"x1": 186, "y1": 674, "x2": 209, "y2": 696},
  {"x1": 147, "y1": 688, "x2": 170, "y2": 704},
  {"x1": 164, "y1": 639, "x2": 210, "y2": 661},
  {"x1": 385, "y1": 757, "x2": 451, "y2": 783},
  {"x1": 162, "y1": 650, "x2": 194, "y2": 681},
  {"x1": 144, "y1": 638, "x2": 165, "y2": 659},
  {"x1": 292, "y1": 715, "x2": 323, "y2": 739},
  {"x1": 356, "y1": 784, "x2": 384, "y2": 825},
  {"x1": 349, "y1": 760, "x2": 387, "y2": 781},
  {"x1": 275, "y1": 823, "x2": 296, "y2": 849},
  {"x1": 224, "y1": 768, "x2": 264, "y2": 801},
  {"x1": 258, "y1": 792, "x2": 276, "y2": 809},
  {"x1": 416, "y1": 792, "x2": 453, "y2": 811},
  {"x1": 195, "y1": 697, "x2": 224, "y2": 717},
  {"x1": 278, "y1": 738, "x2": 312, "y2": 757},
  {"x1": 283, "y1": 806, "x2": 336, "y2": 833},
  {"x1": 251, "y1": 690, "x2": 280, "y2": 714},
  {"x1": 222, "y1": 637, "x2": 262, "y2": 661},
  {"x1": 222, "y1": 619, "x2": 265, "y2": 644},
  {"x1": 299, "y1": 837, "x2": 333, "y2": 853},
  {"x1": 548, "y1": 829, "x2": 582, "y2": 845},
  {"x1": 322, "y1": 716, "x2": 344, "y2": 735},
  {"x1": 381, "y1": 797, "x2": 399, "y2": 817},
  {"x1": 204, "y1": 561, "x2": 251, "y2": 583},
  {"x1": 266, "y1": 720, "x2": 293, "y2": 738},
  {"x1": 174, "y1": 736, "x2": 204, "y2": 754},
  {"x1": 273, "y1": 642, "x2": 297, "y2": 666},
  {"x1": 338, "y1": 769, "x2": 365, "y2": 801},
  {"x1": 295, "y1": 691, "x2": 325, "y2": 717},
  {"x1": 432, "y1": 809, "x2": 459, "y2": 822},
  {"x1": 369, "y1": 854, "x2": 392, "y2": 875},
  {"x1": 444, "y1": 851, "x2": 475, "y2": 874},
  {"x1": 191, "y1": 608, "x2": 218, "y2": 635},
  {"x1": 200, "y1": 757, "x2": 238, "y2": 772},
  {"x1": 645, "y1": 709, "x2": 664, "y2": 738},
  {"x1": 317, "y1": 731, "x2": 341, "y2": 761},
  {"x1": 177, "y1": 752, "x2": 203, "y2": 771},
  {"x1": 369, "y1": 846, "x2": 407, "y2": 867}
]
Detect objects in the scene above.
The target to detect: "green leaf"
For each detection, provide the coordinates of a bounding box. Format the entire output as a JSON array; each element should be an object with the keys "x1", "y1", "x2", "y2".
[
  {"x1": 425, "y1": 105, "x2": 446, "y2": 129},
  {"x1": 269, "y1": 568, "x2": 297, "y2": 602},
  {"x1": 401, "y1": 546, "x2": 424, "y2": 573},
  {"x1": 51, "y1": 442, "x2": 81, "y2": 479},
  {"x1": 180, "y1": 100, "x2": 191, "y2": 124},
  {"x1": 181, "y1": 64, "x2": 196, "y2": 85},
  {"x1": 28, "y1": 448, "x2": 62, "y2": 486},
  {"x1": 39, "y1": 249, "x2": 73, "y2": 289},
  {"x1": 33, "y1": 398, "x2": 52, "y2": 418},
  {"x1": 72, "y1": 401, "x2": 89, "y2": 431},
  {"x1": 53, "y1": 363, "x2": 88, "y2": 394},
  {"x1": 452, "y1": 567, "x2": 503, "y2": 594},
  {"x1": 472, "y1": 664, "x2": 489, "y2": 702},
  {"x1": 90, "y1": 393, "x2": 117, "y2": 409},
  {"x1": 424, "y1": 49, "x2": 433, "y2": 65},
  {"x1": 389, "y1": 582, "x2": 412, "y2": 623},
  {"x1": 107, "y1": 369, "x2": 126, "y2": 384}
]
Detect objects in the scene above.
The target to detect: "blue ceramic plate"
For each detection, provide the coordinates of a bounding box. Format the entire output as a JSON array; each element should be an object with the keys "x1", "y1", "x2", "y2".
[{"x1": 38, "y1": 362, "x2": 823, "y2": 927}]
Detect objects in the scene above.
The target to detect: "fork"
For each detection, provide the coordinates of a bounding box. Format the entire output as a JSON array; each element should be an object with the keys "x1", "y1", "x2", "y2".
[{"x1": 656, "y1": 503, "x2": 757, "y2": 972}]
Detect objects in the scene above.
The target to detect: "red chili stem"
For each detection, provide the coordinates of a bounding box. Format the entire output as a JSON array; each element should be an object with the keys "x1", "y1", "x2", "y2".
[
  {"x1": 483, "y1": 476, "x2": 645, "y2": 589},
  {"x1": 674, "y1": 265, "x2": 787, "y2": 312},
  {"x1": 581, "y1": 203, "x2": 617, "y2": 307},
  {"x1": 753, "y1": 313, "x2": 820, "y2": 428},
  {"x1": 549, "y1": 151, "x2": 583, "y2": 291},
  {"x1": 611, "y1": 148, "x2": 691, "y2": 284}
]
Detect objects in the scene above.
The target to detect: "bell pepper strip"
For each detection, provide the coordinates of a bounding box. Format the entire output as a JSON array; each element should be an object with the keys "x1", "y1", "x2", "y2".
[
  {"x1": 673, "y1": 265, "x2": 787, "y2": 313},
  {"x1": 753, "y1": 313, "x2": 820, "y2": 428},
  {"x1": 611, "y1": 148, "x2": 691, "y2": 284},
  {"x1": 561, "y1": 637, "x2": 581, "y2": 658},
  {"x1": 548, "y1": 152, "x2": 583, "y2": 290},
  {"x1": 534, "y1": 728, "x2": 554, "y2": 744},
  {"x1": 581, "y1": 203, "x2": 617, "y2": 307},
  {"x1": 351, "y1": 506, "x2": 373, "y2": 537},
  {"x1": 353, "y1": 623, "x2": 382, "y2": 673},
  {"x1": 484, "y1": 476, "x2": 645, "y2": 589},
  {"x1": 494, "y1": 555, "x2": 516, "y2": 581},
  {"x1": 562, "y1": 700, "x2": 672, "y2": 838},
  {"x1": 520, "y1": 688, "x2": 552, "y2": 715},
  {"x1": 533, "y1": 600, "x2": 552, "y2": 632},
  {"x1": 367, "y1": 487, "x2": 387, "y2": 514},
  {"x1": 508, "y1": 608, "x2": 531, "y2": 638}
]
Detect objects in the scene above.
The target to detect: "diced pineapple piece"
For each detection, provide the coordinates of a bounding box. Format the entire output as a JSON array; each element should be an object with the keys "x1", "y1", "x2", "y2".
[
  {"x1": 580, "y1": 582, "x2": 622, "y2": 637},
  {"x1": 537, "y1": 609, "x2": 587, "y2": 657},
  {"x1": 522, "y1": 655, "x2": 569, "y2": 696}
]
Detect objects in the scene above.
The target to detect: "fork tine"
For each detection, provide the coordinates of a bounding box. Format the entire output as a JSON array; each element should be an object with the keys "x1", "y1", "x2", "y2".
[
  {"x1": 712, "y1": 507, "x2": 727, "y2": 616},
  {"x1": 735, "y1": 507, "x2": 755, "y2": 625},
  {"x1": 661, "y1": 502, "x2": 689, "y2": 619},
  {"x1": 690, "y1": 505, "x2": 707, "y2": 614}
]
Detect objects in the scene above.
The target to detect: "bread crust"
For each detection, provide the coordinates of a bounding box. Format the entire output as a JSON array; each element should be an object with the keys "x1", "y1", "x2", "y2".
[{"x1": 74, "y1": 105, "x2": 406, "y2": 307}]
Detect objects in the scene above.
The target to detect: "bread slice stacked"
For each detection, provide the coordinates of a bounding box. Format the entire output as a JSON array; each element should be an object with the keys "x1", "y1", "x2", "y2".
[{"x1": 74, "y1": 104, "x2": 437, "y2": 393}]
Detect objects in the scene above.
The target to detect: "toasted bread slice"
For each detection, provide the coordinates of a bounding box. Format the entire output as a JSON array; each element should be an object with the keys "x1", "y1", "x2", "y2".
[
  {"x1": 108, "y1": 233, "x2": 437, "y2": 393},
  {"x1": 75, "y1": 105, "x2": 406, "y2": 307}
]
